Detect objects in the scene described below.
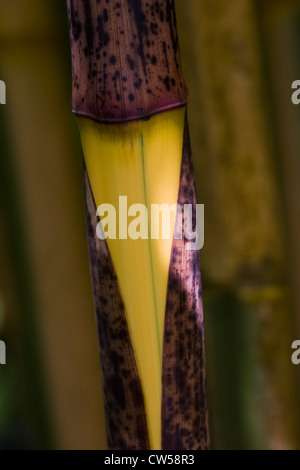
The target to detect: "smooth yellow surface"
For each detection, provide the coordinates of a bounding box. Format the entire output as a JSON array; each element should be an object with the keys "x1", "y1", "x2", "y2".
[{"x1": 78, "y1": 107, "x2": 185, "y2": 450}]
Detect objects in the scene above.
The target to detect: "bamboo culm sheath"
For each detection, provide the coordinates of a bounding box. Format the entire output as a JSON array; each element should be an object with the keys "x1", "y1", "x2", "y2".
[{"x1": 66, "y1": 0, "x2": 209, "y2": 450}]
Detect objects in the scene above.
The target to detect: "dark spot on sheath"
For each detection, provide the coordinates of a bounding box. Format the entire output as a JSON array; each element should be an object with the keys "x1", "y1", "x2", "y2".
[
  {"x1": 103, "y1": 8, "x2": 109, "y2": 22},
  {"x1": 129, "y1": 380, "x2": 144, "y2": 408},
  {"x1": 97, "y1": 15, "x2": 110, "y2": 47},
  {"x1": 151, "y1": 56, "x2": 157, "y2": 65},
  {"x1": 166, "y1": 0, "x2": 179, "y2": 69},
  {"x1": 128, "y1": 93, "x2": 135, "y2": 102},
  {"x1": 126, "y1": 55, "x2": 135, "y2": 70},
  {"x1": 69, "y1": 1, "x2": 82, "y2": 41},
  {"x1": 109, "y1": 376, "x2": 126, "y2": 410},
  {"x1": 127, "y1": 0, "x2": 147, "y2": 73},
  {"x1": 163, "y1": 76, "x2": 171, "y2": 91},
  {"x1": 162, "y1": 41, "x2": 169, "y2": 70},
  {"x1": 150, "y1": 23, "x2": 158, "y2": 35},
  {"x1": 134, "y1": 79, "x2": 142, "y2": 89},
  {"x1": 83, "y1": 0, "x2": 94, "y2": 56},
  {"x1": 100, "y1": 295, "x2": 108, "y2": 306},
  {"x1": 110, "y1": 55, "x2": 117, "y2": 64},
  {"x1": 110, "y1": 351, "x2": 122, "y2": 369}
]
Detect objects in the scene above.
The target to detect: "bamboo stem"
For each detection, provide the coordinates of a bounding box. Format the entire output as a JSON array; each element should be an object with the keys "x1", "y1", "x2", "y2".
[{"x1": 66, "y1": 0, "x2": 209, "y2": 450}]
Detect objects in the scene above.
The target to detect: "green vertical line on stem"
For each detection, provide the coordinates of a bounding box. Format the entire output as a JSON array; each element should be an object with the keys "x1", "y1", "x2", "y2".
[{"x1": 140, "y1": 132, "x2": 162, "y2": 365}]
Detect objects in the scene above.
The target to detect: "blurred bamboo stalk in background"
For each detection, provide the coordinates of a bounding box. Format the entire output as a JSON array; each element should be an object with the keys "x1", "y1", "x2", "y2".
[
  {"x1": 256, "y1": 0, "x2": 300, "y2": 448},
  {"x1": 0, "y1": 0, "x2": 106, "y2": 449},
  {"x1": 175, "y1": 0, "x2": 300, "y2": 449},
  {"x1": 256, "y1": 0, "x2": 300, "y2": 343}
]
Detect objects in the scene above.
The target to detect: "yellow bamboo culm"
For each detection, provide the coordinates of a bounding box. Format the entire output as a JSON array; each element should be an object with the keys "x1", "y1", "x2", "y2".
[{"x1": 78, "y1": 106, "x2": 186, "y2": 449}]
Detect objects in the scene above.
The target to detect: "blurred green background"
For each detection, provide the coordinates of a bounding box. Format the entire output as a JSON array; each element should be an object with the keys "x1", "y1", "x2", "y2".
[{"x1": 1, "y1": 0, "x2": 300, "y2": 449}]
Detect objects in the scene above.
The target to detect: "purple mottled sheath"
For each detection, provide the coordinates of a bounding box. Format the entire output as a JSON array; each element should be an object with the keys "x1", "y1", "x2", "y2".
[
  {"x1": 66, "y1": 0, "x2": 209, "y2": 450},
  {"x1": 67, "y1": 0, "x2": 188, "y2": 122}
]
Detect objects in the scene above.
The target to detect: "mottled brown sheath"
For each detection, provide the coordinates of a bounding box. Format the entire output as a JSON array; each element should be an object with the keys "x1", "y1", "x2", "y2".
[
  {"x1": 162, "y1": 114, "x2": 209, "y2": 450},
  {"x1": 67, "y1": 0, "x2": 188, "y2": 122},
  {"x1": 85, "y1": 173, "x2": 150, "y2": 450}
]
